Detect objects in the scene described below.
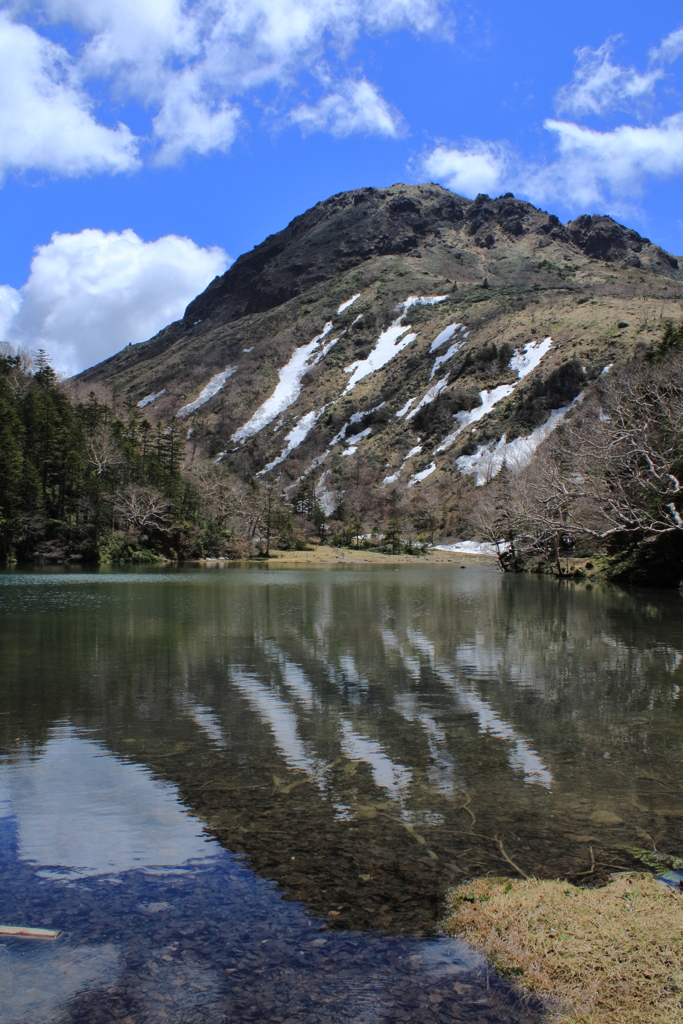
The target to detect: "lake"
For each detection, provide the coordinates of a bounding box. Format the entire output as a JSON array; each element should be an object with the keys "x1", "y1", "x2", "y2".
[{"x1": 1, "y1": 562, "x2": 682, "y2": 1023}]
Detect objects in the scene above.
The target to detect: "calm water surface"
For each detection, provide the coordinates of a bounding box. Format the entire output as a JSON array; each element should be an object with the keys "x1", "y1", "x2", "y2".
[{"x1": 1, "y1": 562, "x2": 682, "y2": 1023}]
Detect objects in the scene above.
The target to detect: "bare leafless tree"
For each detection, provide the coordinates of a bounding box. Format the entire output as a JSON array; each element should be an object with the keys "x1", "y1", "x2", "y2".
[{"x1": 114, "y1": 487, "x2": 172, "y2": 533}]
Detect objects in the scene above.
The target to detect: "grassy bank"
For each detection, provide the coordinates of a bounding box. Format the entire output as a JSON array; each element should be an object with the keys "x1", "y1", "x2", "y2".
[
  {"x1": 443, "y1": 873, "x2": 683, "y2": 1023},
  {"x1": 252, "y1": 547, "x2": 495, "y2": 565}
]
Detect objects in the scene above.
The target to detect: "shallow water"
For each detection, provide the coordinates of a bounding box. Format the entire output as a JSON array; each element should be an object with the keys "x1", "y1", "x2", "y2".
[{"x1": 1, "y1": 562, "x2": 682, "y2": 1023}]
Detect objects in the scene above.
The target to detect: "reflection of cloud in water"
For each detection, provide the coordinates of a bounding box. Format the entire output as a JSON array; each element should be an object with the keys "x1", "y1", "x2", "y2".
[
  {"x1": 0, "y1": 726, "x2": 215, "y2": 878},
  {"x1": 0, "y1": 941, "x2": 120, "y2": 1024},
  {"x1": 340, "y1": 721, "x2": 412, "y2": 800},
  {"x1": 230, "y1": 669, "x2": 328, "y2": 784}
]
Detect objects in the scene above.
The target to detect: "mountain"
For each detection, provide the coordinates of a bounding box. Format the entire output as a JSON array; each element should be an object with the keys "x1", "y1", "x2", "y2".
[{"x1": 76, "y1": 183, "x2": 683, "y2": 503}]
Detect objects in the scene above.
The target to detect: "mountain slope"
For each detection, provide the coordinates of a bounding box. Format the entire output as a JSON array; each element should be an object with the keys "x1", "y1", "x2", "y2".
[{"x1": 76, "y1": 183, "x2": 683, "y2": 500}]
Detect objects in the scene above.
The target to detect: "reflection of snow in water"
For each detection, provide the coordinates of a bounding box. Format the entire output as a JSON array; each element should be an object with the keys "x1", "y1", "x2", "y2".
[
  {"x1": 178, "y1": 699, "x2": 226, "y2": 746},
  {"x1": 230, "y1": 670, "x2": 327, "y2": 785},
  {"x1": 339, "y1": 655, "x2": 368, "y2": 691},
  {"x1": 0, "y1": 725, "x2": 215, "y2": 879},
  {"x1": 340, "y1": 721, "x2": 412, "y2": 800},
  {"x1": 262, "y1": 642, "x2": 322, "y2": 710},
  {"x1": 382, "y1": 628, "x2": 421, "y2": 681},
  {"x1": 393, "y1": 693, "x2": 461, "y2": 797},
  {"x1": 402, "y1": 634, "x2": 553, "y2": 789}
]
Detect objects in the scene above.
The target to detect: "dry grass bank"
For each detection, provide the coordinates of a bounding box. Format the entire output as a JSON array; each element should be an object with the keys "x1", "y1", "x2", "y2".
[
  {"x1": 443, "y1": 873, "x2": 683, "y2": 1024},
  {"x1": 255, "y1": 547, "x2": 495, "y2": 566}
]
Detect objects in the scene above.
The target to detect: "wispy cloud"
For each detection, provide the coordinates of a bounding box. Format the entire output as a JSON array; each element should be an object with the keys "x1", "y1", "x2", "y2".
[
  {"x1": 555, "y1": 37, "x2": 662, "y2": 117},
  {"x1": 289, "y1": 78, "x2": 405, "y2": 137},
  {"x1": 649, "y1": 26, "x2": 683, "y2": 64}
]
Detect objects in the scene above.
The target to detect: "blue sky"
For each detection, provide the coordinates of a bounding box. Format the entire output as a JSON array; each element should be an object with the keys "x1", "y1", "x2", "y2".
[{"x1": 1, "y1": 0, "x2": 682, "y2": 373}]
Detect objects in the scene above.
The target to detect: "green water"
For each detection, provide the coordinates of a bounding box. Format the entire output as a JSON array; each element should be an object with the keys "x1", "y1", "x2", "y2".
[{"x1": 0, "y1": 562, "x2": 682, "y2": 1022}]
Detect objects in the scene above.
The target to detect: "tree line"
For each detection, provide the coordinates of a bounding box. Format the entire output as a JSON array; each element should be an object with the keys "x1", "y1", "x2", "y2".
[{"x1": 0, "y1": 348, "x2": 441, "y2": 564}]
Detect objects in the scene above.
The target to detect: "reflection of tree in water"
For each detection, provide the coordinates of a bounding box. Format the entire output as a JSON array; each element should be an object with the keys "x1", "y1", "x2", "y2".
[{"x1": 1, "y1": 566, "x2": 683, "y2": 931}]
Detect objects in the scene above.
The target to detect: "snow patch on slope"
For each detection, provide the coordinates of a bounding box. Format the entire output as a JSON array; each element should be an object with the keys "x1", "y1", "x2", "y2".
[
  {"x1": 405, "y1": 378, "x2": 449, "y2": 421},
  {"x1": 231, "y1": 324, "x2": 333, "y2": 443},
  {"x1": 259, "y1": 409, "x2": 323, "y2": 475},
  {"x1": 137, "y1": 389, "x2": 166, "y2": 408},
  {"x1": 395, "y1": 397, "x2": 416, "y2": 418},
  {"x1": 431, "y1": 342, "x2": 463, "y2": 379},
  {"x1": 436, "y1": 338, "x2": 554, "y2": 453},
  {"x1": 383, "y1": 443, "x2": 422, "y2": 484},
  {"x1": 455, "y1": 397, "x2": 582, "y2": 485},
  {"x1": 433, "y1": 541, "x2": 509, "y2": 556},
  {"x1": 343, "y1": 296, "x2": 447, "y2": 394},
  {"x1": 337, "y1": 294, "x2": 361, "y2": 314},
  {"x1": 177, "y1": 367, "x2": 237, "y2": 418},
  {"x1": 340, "y1": 426, "x2": 372, "y2": 456},
  {"x1": 407, "y1": 462, "x2": 436, "y2": 487},
  {"x1": 430, "y1": 323, "x2": 461, "y2": 352},
  {"x1": 510, "y1": 337, "x2": 553, "y2": 378}
]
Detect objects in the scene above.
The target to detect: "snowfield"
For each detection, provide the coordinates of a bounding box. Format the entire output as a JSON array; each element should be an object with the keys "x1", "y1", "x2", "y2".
[{"x1": 455, "y1": 394, "x2": 584, "y2": 485}]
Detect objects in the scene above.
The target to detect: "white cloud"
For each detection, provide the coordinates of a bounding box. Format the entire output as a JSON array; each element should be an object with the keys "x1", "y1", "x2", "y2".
[
  {"x1": 421, "y1": 113, "x2": 683, "y2": 211},
  {"x1": 555, "y1": 38, "x2": 662, "y2": 117},
  {"x1": 289, "y1": 78, "x2": 405, "y2": 137},
  {"x1": 0, "y1": 12, "x2": 139, "y2": 181},
  {"x1": 534, "y1": 114, "x2": 683, "y2": 205},
  {"x1": 0, "y1": 0, "x2": 444, "y2": 174},
  {"x1": 421, "y1": 140, "x2": 508, "y2": 197},
  {"x1": 0, "y1": 285, "x2": 22, "y2": 341},
  {"x1": 650, "y1": 27, "x2": 683, "y2": 64},
  {"x1": 152, "y1": 75, "x2": 242, "y2": 164},
  {"x1": 2, "y1": 229, "x2": 229, "y2": 375}
]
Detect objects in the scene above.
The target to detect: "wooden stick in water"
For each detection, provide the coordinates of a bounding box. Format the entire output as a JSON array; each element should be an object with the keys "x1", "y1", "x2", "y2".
[{"x1": 0, "y1": 925, "x2": 61, "y2": 939}]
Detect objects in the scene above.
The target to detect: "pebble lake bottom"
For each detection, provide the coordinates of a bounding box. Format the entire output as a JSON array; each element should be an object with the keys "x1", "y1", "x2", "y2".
[{"x1": 1, "y1": 561, "x2": 682, "y2": 1023}]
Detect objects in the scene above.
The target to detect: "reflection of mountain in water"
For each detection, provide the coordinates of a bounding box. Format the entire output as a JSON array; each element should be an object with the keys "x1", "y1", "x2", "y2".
[{"x1": 1, "y1": 565, "x2": 683, "y2": 931}]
